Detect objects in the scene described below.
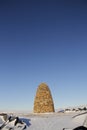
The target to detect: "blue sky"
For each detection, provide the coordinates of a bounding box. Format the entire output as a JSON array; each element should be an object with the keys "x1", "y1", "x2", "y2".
[{"x1": 0, "y1": 0, "x2": 87, "y2": 111}]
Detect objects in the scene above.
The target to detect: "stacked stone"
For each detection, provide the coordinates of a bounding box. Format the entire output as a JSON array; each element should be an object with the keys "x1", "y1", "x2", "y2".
[{"x1": 34, "y1": 83, "x2": 55, "y2": 113}]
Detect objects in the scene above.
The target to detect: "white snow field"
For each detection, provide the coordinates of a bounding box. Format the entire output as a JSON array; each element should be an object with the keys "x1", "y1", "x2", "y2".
[{"x1": 0, "y1": 112, "x2": 87, "y2": 130}]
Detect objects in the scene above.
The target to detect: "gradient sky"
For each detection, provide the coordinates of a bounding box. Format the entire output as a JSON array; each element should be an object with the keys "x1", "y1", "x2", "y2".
[{"x1": 0, "y1": 0, "x2": 87, "y2": 111}]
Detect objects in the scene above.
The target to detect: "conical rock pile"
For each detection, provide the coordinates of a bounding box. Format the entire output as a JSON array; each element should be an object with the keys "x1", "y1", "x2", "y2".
[{"x1": 34, "y1": 83, "x2": 55, "y2": 113}]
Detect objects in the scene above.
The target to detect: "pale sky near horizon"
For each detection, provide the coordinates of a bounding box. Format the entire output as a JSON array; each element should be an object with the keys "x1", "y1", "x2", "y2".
[{"x1": 0, "y1": 0, "x2": 87, "y2": 111}]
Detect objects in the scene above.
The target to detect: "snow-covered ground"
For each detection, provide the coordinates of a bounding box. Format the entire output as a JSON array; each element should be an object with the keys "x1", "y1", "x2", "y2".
[
  {"x1": 26, "y1": 112, "x2": 87, "y2": 130},
  {"x1": 0, "y1": 111, "x2": 87, "y2": 130}
]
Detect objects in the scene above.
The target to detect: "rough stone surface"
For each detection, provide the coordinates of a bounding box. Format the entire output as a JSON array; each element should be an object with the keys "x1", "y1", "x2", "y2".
[{"x1": 33, "y1": 83, "x2": 55, "y2": 113}]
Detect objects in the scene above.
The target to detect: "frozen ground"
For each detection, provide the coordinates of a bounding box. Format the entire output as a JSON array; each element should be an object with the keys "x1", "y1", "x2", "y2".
[
  {"x1": 25, "y1": 112, "x2": 87, "y2": 130},
  {"x1": 0, "y1": 111, "x2": 87, "y2": 130}
]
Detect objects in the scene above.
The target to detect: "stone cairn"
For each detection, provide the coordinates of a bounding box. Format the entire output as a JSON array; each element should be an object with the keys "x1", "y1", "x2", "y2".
[{"x1": 33, "y1": 83, "x2": 55, "y2": 113}]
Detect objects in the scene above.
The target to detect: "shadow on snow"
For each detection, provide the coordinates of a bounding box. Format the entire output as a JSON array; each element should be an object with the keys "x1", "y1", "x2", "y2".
[{"x1": 20, "y1": 118, "x2": 31, "y2": 127}]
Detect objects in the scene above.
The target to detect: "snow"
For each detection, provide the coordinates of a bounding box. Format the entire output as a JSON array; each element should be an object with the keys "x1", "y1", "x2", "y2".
[
  {"x1": 0, "y1": 111, "x2": 87, "y2": 130},
  {"x1": 19, "y1": 112, "x2": 87, "y2": 130}
]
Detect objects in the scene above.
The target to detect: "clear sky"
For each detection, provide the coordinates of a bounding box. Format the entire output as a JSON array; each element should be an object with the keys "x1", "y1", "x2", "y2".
[{"x1": 0, "y1": 0, "x2": 87, "y2": 111}]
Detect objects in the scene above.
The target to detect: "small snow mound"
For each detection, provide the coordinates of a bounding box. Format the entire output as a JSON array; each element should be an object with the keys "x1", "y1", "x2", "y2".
[{"x1": 73, "y1": 113, "x2": 87, "y2": 124}]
